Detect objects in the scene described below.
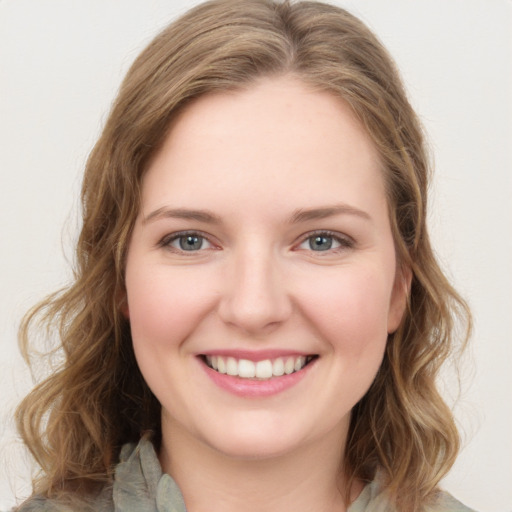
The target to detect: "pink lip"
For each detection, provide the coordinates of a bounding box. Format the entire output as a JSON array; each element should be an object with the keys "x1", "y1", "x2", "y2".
[
  {"x1": 199, "y1": 349, "x2": 312, "y2": 362},
  {"x1": 198, "y1": 356, "x2": 317, "y2": 398}
]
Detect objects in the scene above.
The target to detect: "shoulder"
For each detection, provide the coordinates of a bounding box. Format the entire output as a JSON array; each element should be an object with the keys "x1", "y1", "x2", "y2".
[
  {"x1": 9, "y1": 496, "x2": 63, "y2": 512},
  {"x1": 9, "y1": 496, "x2": 66, "y2": 511},
  {"x1": 349, "y1": 478, "x2": 477, "y2": 512},
  {"x1": 11, "y1": 437, "x2": 158, "y2": 512},
  {"x1": 427, "y1": 490, "x2": 477, "y2": 512},
  {"x1": 12, "y1": 488, "x2": 113, "y2": 512}
]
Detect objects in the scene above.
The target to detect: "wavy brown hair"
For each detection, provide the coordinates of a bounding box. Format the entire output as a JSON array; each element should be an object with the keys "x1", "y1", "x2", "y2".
[{"x1": 16, "y1": 1, "x2": 471, "y2": 510}]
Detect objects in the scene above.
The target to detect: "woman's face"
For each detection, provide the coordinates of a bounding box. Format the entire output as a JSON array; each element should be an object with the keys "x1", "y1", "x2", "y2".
[{"x1": 124, "y1": 76, "x2": 408, "y2": 460}]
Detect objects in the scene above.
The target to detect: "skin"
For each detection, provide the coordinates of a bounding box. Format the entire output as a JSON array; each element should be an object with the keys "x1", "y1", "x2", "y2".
[{"x1": 124, "y1": 76, "x2": 409, "y2": 512}]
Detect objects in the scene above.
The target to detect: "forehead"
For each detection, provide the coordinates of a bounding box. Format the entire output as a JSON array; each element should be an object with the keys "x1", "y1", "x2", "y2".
[{"x1": 141, "y1": 76, "x2": 386, "y2": 221}]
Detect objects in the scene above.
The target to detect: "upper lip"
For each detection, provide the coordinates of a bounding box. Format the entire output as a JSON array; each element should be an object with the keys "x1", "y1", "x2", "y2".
[{"x1": 198, "y1": 349, "x2": 317, "y2": 362}]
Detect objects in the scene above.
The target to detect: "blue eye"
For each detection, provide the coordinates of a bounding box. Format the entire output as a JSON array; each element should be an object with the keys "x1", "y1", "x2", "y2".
[
  {"x1": 177, "y1": 234, "x2": 205, "y2": 251},
  {"x1": 308, "y1": 235, "x2": 335, "y2": 251},
  {"x1": 298, "y1": 232, "x2": 352, "y2": 252},
  {"x1": 162, "y1": 232, "x2": 213, "y2": 252}
]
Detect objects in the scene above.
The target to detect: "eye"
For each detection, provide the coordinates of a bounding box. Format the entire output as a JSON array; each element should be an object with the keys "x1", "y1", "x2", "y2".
[
  {"x1": 160, "y1": 232, "x2": 214, "y2": 252},
  {"x1": 297, "y1": 231, "x2": 353, "y2": 252}
]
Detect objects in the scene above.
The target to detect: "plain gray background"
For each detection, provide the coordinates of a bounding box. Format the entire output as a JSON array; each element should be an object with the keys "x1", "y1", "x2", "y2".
[{"x1": 1, "y1": 1, "x2": 511, "y2": 510}]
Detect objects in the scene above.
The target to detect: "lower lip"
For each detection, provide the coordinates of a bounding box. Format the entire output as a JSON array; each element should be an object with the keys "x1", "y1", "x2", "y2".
[{"x1": 200, "y1": 358, "x2": 316, "y2": 398}]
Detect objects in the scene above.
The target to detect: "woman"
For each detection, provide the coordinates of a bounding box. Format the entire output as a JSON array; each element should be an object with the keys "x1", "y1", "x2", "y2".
[{"x1": 13, "y1": 1, "x2": 473, "y2": 511}]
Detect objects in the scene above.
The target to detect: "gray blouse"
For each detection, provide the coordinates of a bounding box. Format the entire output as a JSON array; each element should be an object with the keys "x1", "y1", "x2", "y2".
[{"x1": 15, "y1": 437, "x2": 475, "y2": 512}]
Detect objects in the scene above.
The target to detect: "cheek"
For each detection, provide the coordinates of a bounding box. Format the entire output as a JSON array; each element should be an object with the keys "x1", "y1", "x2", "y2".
[
  {"x1": 296, "y1": 267, "x2": 392, "y2": 354},
  {"x1": 126, "y1": 266, "x2": 218, "y2": 351}
]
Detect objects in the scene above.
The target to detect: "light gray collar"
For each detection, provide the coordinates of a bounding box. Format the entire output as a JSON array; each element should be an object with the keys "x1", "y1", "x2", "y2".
[{"x1": 113, "y1": 437, "x2": 186, "y2": 512}]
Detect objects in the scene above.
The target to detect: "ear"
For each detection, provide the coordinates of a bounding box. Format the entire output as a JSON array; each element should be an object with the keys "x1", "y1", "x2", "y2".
[{"x1": 387, "y1": 264, "x2": 412, "y2": 334}]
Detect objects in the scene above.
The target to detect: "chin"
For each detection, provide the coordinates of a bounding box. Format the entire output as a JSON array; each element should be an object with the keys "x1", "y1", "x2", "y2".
[
  {"x1": 207, "y1": 436, "x2": 300, "y2": 461},
  {"x1": 195, "y1": 417, "x2": 307, "y2": 461}
]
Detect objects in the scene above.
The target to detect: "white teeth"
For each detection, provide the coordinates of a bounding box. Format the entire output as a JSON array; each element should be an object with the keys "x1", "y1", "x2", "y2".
[
  {"x1": 217, "y1": 356, "x2": 226, "y2": 374},
  {"x1": 204, "y1": 354, "x2": 313, "y2": 380},
  {"x1": 238, "y1": 359, "x2": 256, "y2": 378},
  {"x1": 284, "y1": 357, "x2": 295, "y2": 375},
  {"x1": 272, "y1": 358, "x2": 285, "y2": 376},
  {"x1": 255, "y1": 360, "x2": 273, "y2": 379},
  {"x1": 226, "y1": 357, "x2": 238, "y2": 376},
  {"x1": 294, "y1": 356, "x2": 306, "y2": 372}
]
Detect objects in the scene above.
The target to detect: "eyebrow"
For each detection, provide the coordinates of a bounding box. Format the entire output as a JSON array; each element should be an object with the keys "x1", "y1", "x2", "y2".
[
  {"x1": 143, "y1": 203, "x2": 371, "y2": 225},
  {"x1": 143, "y1": 207, "x2": 222, "y2": 225},
  {"x1": 289, "y1": 204, "x2": 372, "y2": 224}
]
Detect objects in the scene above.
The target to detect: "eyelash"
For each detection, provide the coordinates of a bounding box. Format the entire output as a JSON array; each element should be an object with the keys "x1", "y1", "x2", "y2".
[
  {"x1": 157, "y1": 230, "x2": 354, "y2": 254},
  {"x1": 296, "y1": 230, "x2": 355, "y2": 253},
  {"x1": 158, "y1": 231, "x2": 216, "y2": 254}
]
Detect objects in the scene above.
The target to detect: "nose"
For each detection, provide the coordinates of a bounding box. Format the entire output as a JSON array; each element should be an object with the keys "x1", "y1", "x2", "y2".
[{"x1": 218, "y1": 244, "x2": 292, "y2": 335}]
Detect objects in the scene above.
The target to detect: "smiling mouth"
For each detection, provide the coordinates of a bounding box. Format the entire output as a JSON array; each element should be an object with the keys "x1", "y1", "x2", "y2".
[{"x1": 201, "y1": 354, "x2": 318, "y2": 380}]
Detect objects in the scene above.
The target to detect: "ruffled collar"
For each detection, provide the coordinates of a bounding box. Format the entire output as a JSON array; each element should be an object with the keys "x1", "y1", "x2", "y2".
[
  {"x1": 113, "y1": 437, "x2": 186, "y2": 512},
  {"x1": 112, "y1": 437, "x2": 386, "y2": 512}
]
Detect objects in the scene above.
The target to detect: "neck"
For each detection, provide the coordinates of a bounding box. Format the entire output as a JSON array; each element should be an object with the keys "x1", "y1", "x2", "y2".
[{"x1": 159, "y1": 420, "x2": 362, "y2": 512}]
